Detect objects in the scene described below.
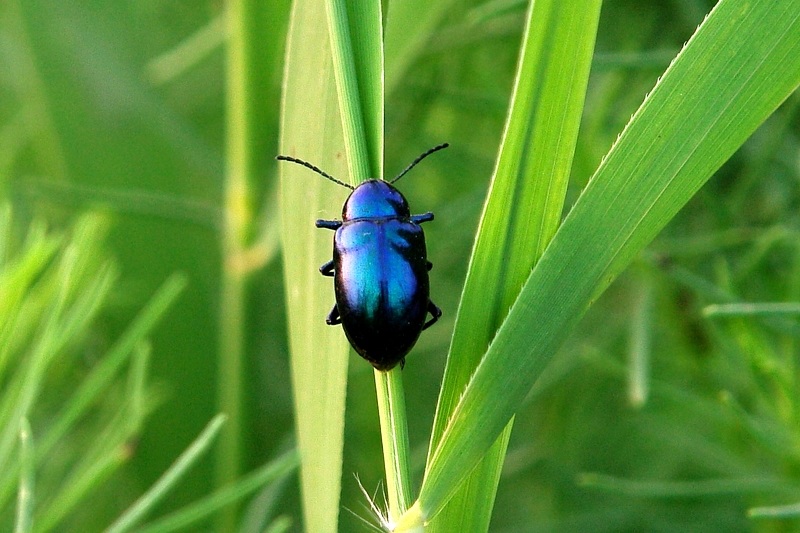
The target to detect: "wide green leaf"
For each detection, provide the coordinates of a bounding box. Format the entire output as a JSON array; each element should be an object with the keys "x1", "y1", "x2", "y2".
[{"x1": 279, "y1": 2, "x2": 350, "y2": 533}]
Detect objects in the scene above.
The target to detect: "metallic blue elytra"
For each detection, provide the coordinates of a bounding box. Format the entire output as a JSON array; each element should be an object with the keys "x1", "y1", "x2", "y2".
[{"x1": 276, "y1": 144, "x2": 447, "y2": 371}]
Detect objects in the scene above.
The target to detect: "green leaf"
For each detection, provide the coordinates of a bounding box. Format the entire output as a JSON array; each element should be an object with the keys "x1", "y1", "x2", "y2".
[
  {"x1": 284, "y1": 2, "x2": 392, "y2": 531},
  {"x1": 424, "y1": 1, "x2": 601, "y2": 531},
  {"x1": 279, "y1": 2, "x2": 351, "y2": 532},
  {"x1": 403, "y1": 0, "x2": 800, "y2": 525},
  {"x1": 325, "y1": 0, "x2": 384, "y2": 181}
]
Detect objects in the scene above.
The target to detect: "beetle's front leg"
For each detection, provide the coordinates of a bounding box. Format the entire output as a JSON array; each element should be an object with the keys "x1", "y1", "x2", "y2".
[
  {"x1": 319, "y1": 260, "x2": 335, "y2": 277},
  {"x1": 422, "y1": 300, "x2": 442, "y2": 330},
  {"x1": 316, "y1": 219, "x2": 342, "y2": 230},
  {"x1": 410, "y1": 212, "x2": 434, "y2": 224},
  {"x1": 326, "y1": 304, "x2": 341, "y2": 325}
]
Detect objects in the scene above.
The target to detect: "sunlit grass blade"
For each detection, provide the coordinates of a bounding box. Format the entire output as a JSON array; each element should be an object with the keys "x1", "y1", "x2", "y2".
[
  {"x1": 0, "y1": 219, "x2": 114, "y2": 494},
  {"x1": 146, "y1": 13, "x2": 226, "y2": 85},
  {"x1": 401, "y1": 0, "x2": 800, "y2": 525},
  {"x1": 628, "y1": 272, "x2": 653, "y2": 407},
  {"x1": 703, "y1": 302, "x2": 800, "y2": 317},
  {"x1": 749, "y1": 501, "x2": 800, "y2": 519},
  {"x1": 279, "y1": 2, "x2": 351, "y2": 532},
  {"x1": 135, "y1": 449, "x2": 298, "y2": 533},
  {"x1": 105, "y1": 414, "x2": 227, "y2": 533},
  {"x1": 423, "y1": 2, "x2": 601, "y2": 531},
  {"x1": 13, "y1": 418, "x2": 32, "y2": 533},
  {"x1": 0, "y1": 233, "x2": 60, "y2": 376}
]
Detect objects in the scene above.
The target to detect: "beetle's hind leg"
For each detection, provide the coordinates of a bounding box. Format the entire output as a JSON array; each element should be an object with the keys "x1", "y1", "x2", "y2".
[
  {"x1": 319, "y1": 260, "x2": 335, "y2": 277},
  {"x1": 326, "y1": 304, "x2": 342, "y2": 325},
  {"x1": 422, "y1": 300, "x2": 442, "y2": 330}
]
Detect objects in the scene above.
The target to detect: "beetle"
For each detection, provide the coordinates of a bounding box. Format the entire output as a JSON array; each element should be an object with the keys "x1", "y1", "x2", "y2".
[{"x1": 276, "y1": 144, "x2": 447, "y2": 371}]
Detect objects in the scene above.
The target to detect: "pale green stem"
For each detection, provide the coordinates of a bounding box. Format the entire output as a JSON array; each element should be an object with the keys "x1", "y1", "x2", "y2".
[
  {"x1": 375, "y1": 369, "x2": 412, "y2": 524},
  {"x1": 219, "y1": 0, "x2": 257, "y2": 528}
]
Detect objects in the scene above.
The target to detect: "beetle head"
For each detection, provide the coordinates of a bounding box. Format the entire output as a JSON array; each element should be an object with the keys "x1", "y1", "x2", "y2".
[{"x1": 342, "y1": 179, "x2": 410, "y2": 220}]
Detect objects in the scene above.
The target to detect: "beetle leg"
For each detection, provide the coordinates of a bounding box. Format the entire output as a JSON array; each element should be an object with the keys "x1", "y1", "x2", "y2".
[
  {"x1": 426, "y1": 260, "x2": 433, "y2": 271},
  {"x1": 319, "y1": 260, "x2": 335, "y2": 277},
  {"x1": 316, "y1": 219, "x2": 342, "y2": 230},
  {"x1": 410, "y1": 212, "x2": 434, "y2": 224},
  {"x1": 326, "y1": 305, "x2": 341, "y2": 325},
  {"x1": 400, "y1": 357, "x2": 406, "y2": 370},
  {"x1": 422, "y1": 300, "x2": 442, "y2": 330}
]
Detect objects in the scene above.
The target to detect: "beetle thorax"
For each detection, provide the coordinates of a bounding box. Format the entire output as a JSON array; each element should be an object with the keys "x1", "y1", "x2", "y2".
[{"x1": 341, "y1": 179, "x2": 411, "y2": 220}]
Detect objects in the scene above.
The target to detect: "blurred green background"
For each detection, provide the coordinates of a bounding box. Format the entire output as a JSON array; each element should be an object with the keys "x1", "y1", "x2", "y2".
[{"x1": 2, "y1": 0, "x2": 800, "y2": 531}]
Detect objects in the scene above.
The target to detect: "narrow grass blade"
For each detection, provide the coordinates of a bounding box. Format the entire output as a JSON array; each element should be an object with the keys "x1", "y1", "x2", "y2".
[
  {"x1": 38, "y1": 435, "x2": 130, "y2": 531},
  {"x1": 628, "y1": 273, "x2": 653, "y2": 407},
  {"x1": 405, "y1": 0, "x2": 800, "y2": 524},
  {"x1": 703, "y1": 302, "x2": 800, "y2": 317},
  {"x1": 279, "y1": 2, "x2": 351, "y2": 532},
  {"x1": 750, "y1": 502, "x2": 800, "y2": 519},
  {"x1": 423, "y1": 2, "x2": 601, "y2": 531},
  {"x1": 34, "y1": 275, "x2": 186, "y2": 464},
  {"x1": 146, "y1": 13, "x2": 226, "y2": 85},
  {"x1": 324, "y1": 0, "x2": 383, "y2": 181},
  {"x1": 263, "y1": 516, "x2": 294, "y2": 533},
  {"x1": 578, "y1": 473, "x2": 788, "y2": 498},
  {"x1": 134, "y1": 450, "x2": 298, "y2": 533},
  {"x1": 326, "y1": 1, "x2": 418, "y2": 520},
  {"x1": 14, "y1": 418, "x2": 33, "y2": 533},
  {"x1": 105, "y1": 414, "x2": 227, "y2": 533}
]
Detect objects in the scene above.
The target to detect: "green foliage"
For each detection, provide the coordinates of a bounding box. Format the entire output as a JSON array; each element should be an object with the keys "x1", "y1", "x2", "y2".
[
  {"x1": 4, "y1": 0, "x2": 800, "y2": 531},
  {"x1": 410, "y1": 0, "x2": 800, "y2": 525},
  {"x1": 0, "y1": 209, "x2": 296, "y2": 531}
]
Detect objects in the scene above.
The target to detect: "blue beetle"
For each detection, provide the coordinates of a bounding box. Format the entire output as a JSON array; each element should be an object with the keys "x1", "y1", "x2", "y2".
[{"x1": 276, "y1": 144, "x2": 447, "y2": 370}]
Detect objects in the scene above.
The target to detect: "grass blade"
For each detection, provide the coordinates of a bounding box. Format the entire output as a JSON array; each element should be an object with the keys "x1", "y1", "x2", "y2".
[
  {"x1": 105, "y1": 414, "x2": 227, "y2": 533},
  {"x1": 14, "y1": 418, "x2": 33, "y2": 533},
  {"x1": 325, "y1": 0, "x2": 383, "y2": 181},
  {"x1": 279, "y1": 2, "x2": 351, "y2": 532},
  {"x1": 134, "y1": 449, "x2": 298, "y2": 533},
  {"x1": 403, "y1": 0, "x2": 800, "y2": 525},
  {"x1": 424, "y1": 1, "x2": 601, "y2": 531}
]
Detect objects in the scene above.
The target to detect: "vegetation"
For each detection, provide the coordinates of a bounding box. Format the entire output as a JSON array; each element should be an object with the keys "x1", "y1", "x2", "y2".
[{"x1": 1, "y1": 0, "x2": 799, "y2": 531}]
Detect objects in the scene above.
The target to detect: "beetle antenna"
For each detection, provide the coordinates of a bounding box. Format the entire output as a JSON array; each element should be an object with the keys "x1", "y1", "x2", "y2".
[
  {"x1": 276, "y1": 155, "x2": 355, "y2": 190},
  {"x1": 389, "y1": 143, "x2": 449, "y2": 184}
]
